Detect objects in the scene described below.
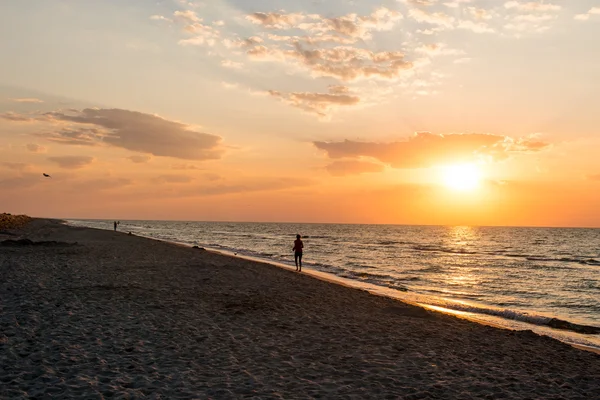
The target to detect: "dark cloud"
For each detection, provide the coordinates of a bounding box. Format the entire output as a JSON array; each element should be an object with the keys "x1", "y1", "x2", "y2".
[
  {"x1": 35, "y1": 108, "x2": 225, "y2": 160},
  {"x1": 326, "y1": 160, "x2": 385, "y2": 176},
  {"x1": 268, "y1": 90, "x2": 360, "y2": 116},
  {"x1": 127, "y1": 155, "x2": 152, "y2": 164},
  {"x1": 38, "y1": 127, "x2": 101, "y2": 146},
  {"x1": 314, "y1": 132, "x2": 549, "y2": 168},
  {"x1": 48, "y1": 156, "x2": 94, "y2": 169}
]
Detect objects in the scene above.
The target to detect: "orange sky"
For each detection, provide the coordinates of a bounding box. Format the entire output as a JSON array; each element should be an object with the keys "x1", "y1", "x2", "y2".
[{"x1": 1, "y1": 0, "x2": 600, "y2": 227}]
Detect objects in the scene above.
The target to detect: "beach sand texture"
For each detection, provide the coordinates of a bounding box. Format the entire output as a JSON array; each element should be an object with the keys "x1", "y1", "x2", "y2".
[{"x1": 1, "y1": 219, "x2": 599, "y2": 399}]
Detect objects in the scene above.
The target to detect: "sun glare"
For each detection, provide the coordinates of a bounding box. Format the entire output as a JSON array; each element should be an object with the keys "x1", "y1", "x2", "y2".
[{"x1": 442, "y1": 164, "x2": 482, "y2": 191}]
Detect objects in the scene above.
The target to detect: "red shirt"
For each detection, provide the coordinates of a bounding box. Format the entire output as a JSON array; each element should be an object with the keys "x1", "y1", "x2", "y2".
[{"x1": 293, "y1": 239, "x2": 303, "y2": 252}]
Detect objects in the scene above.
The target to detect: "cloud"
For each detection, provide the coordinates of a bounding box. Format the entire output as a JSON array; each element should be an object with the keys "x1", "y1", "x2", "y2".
[
  {"x1": 325, "y1": 160, "x2": 385, "y2": 176},
  {"x1": 247, "y1": 12, "x2": 306, "y2": 29},
  {"x1": 127, "y1": 155, "x2": 151, "y2": 163},
  {"x1": 458, "y1": 20, "x2": 494, "y2": 33},
  {"x1": 513, "y1": 14, "x2": 555, "y2": 23},
  {"x1": 171, "y1": 163, "x2": 201, "y2": 170},
  {"x1": 408, "y1": 9, "x2": 455, "y2": 28},
  {"x1": 444, "y1": 0, "x2": 476, "y2": 8},
  {"x1": 10, "y1": 98, "x2": 44, "y2": 104},
  {"x1": 221, "y1": 59, "x2": 243, "y2": 69},
  {"x1": 1, "y1": 162, "x2": 31, "y2": 171},
  {"x1": 328, "y1": 85, "x2": 351, "y2": 95},
  {"x1": 415, "y1": 43, "x2": 465, "y2": 56},
  {"x1": 30, "y1": 108, "x2": 225, "y2": 161},
  {"x1": 48, "y1": 156, "x2": 94, "y2": 169},
  {"x1": 250, "y1": 44, "x2": 412, "y2": 82},
  {"x1": 268, "y1": 88, "x2": 360, "y2": 117},
  {"x1": 399, "y1": 0, "x2": 436, "y2": 6},
  {"x1": 248, "y1": 8, "x2": 402, "y2": 41},
  {"x1": 168, "y1": 10, "x2": 220, "y2": 46},
  {"x1": 38, "y1": 126, "x2": 102, "y2": 146},
  {"x1": 314, "y1": 132, "x2": 549, "y2": 168},
  {"x1": 241, "y1": 8, "x2": 412, "y2": 83},
  {"x1": 180, "y1": 177, "x2": 313, "y2": 197},
  {"x1": 155, "y1": 174, "x2": 194, "y2": 183},
  {"x1": 504, "y1": 2, "x2": 561, "y2": 12},
  {"x1": 150, "y1": 15, "x2": 172, "y2": 22},
  {"x1": 575, "y1": 7, "x2": 600, "y2": 21},
  {"x1": 1, "y1": 112, "x2": 36, "y2": 122},
  {"x1": 26, "y1": 143, "x2": 46, "y2": 153},
  {"x1": 466, "y1": 7, "x2": 492, "y2": 21}
]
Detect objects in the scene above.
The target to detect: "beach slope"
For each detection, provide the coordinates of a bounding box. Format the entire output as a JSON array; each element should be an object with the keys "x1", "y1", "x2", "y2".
[{"x1": 1, "y1": 219, "x2": 599, "y2": 398}]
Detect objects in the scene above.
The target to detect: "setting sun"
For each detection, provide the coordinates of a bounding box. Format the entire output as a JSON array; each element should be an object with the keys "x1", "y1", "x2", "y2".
[{"x1": 442, "y1": 164, "x2": 482, "y2": 191}]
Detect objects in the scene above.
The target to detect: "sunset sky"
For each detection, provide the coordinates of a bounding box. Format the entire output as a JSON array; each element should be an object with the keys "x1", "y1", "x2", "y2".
[{"x1": 1, "y1": 0, "x2": 600, "y2": 227}]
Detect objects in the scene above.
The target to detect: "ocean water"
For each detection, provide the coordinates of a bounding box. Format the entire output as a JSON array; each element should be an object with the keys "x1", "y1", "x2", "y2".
[{"x1": 67, "y1": 219, "x2": 600, "y2": 351}]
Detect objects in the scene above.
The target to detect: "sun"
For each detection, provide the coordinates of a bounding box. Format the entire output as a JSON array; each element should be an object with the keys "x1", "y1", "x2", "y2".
[{"x1": 441, "y1": 164, "x2": 482, "y2": 191}]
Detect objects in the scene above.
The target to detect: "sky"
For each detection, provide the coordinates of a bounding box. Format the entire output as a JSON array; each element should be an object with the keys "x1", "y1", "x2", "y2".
[{"x1": 1, "y1": 0, "x2": 600, "y2": 227}]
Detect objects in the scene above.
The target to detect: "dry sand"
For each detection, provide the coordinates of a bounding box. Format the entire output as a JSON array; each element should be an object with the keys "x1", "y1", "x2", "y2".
[{"x1": 1, "y1": 219, "x2": 599, "y2": 399}]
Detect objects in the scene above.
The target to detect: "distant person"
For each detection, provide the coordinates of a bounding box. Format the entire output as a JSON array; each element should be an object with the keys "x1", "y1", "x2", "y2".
[
  {"x1": 293, "y1": 234, "x2": 304, "y2": 272},
  {"x1": 114, "y1": 221, "x2": 117, "y2": 231}
]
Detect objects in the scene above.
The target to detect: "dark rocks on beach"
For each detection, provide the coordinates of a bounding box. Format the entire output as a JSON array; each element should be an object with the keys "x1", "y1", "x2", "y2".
[
  {"x1": 0, "y1": 213, "x2": 32, "y2": 230},
  {"x1": 192, "y1": 246, "x2": 206, "y2": 251}
]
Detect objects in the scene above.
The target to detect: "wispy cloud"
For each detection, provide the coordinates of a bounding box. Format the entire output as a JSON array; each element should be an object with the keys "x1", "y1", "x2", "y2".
[
  {"x1": 154, "y1": 174, "x2": 194, "y2": 183},
  {"x1": 10, "y1": 98, "x2": 44, "y2": 104},
  {"x1": 268, "y1": 87, "x2": 361, "y2": 118},
  {"x1": 48, "y1": 156, "x2": 94, "y2": 169},
  {"x1": 575, "y1": 7, "x2": 600, "y2": 21},
  {"x1": 315, "y1": 132, "x2": 550, "y2": 168},
  {"x1": 504, "y1": 2, "x2": 561, "y2": 12},
  {"x1": 408, "y1": 8, "x2": 455, "y2": 29}
]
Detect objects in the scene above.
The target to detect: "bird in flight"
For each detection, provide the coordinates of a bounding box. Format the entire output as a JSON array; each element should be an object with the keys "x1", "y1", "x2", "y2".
[{"x1": 43, "y1": 173, "x2": 51, "y2": 178}]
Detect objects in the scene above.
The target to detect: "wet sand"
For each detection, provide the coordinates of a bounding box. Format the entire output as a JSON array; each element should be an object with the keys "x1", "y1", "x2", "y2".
[{"x1": 1, "y1": 219, "x2": 599, "y2": 399}]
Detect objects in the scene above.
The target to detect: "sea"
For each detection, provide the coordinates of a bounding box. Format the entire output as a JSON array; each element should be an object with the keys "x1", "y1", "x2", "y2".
[{"x1": 67, "y1": 219, "x2": 600, "y2": 351}]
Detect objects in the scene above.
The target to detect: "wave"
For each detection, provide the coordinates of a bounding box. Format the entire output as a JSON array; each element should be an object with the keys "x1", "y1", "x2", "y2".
[{"x1": 418, "y1": 301, "x2": 600, "y2": 335}]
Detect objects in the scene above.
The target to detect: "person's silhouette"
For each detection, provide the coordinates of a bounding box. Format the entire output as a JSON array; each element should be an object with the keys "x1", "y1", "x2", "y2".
[{"x1": 293, "y1": 234, "x2": 304, "y2": 272}]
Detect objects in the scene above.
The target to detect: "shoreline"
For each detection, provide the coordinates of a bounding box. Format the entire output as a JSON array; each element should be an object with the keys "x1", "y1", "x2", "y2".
[
  {"x1": 65, "y1": 219, "x2": 600, "y2": 355},
  {"x1": 2, "y1": 219, "x2": 599, "y2": 398}
]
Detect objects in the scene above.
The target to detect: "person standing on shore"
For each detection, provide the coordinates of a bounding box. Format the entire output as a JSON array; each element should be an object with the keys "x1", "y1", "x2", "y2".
[{"x1": 293, "y1": 234, "x2": 304, "y2": 272}]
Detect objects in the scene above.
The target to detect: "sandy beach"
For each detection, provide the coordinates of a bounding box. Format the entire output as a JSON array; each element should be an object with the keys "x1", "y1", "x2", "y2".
[{"x1": 1, "y1": 218, "x2": 599, "y2": 399}]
